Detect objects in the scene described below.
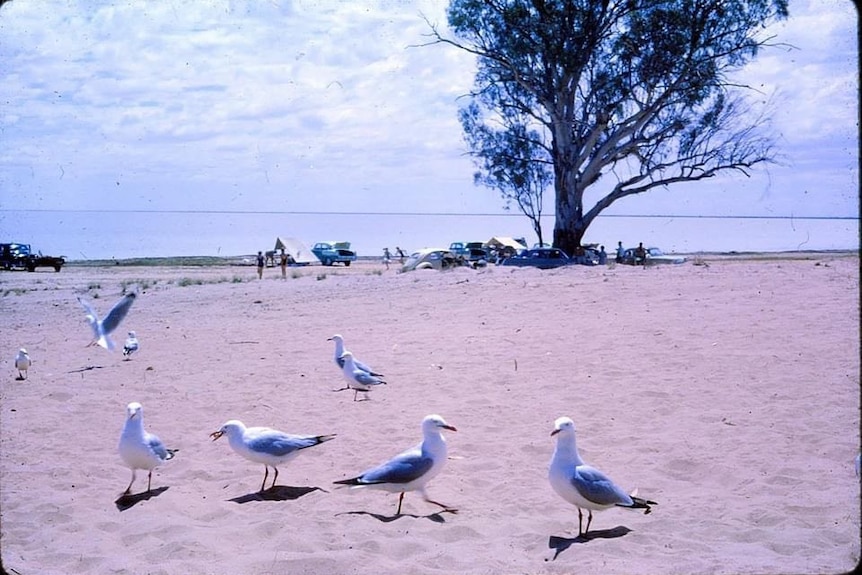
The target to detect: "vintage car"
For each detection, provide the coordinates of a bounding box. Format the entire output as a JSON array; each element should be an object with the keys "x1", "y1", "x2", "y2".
[
  {"x1": 311, "y1": 241, "x2": 357, "y2": 266},
  {"x1": 500, "y1": 247, "x2": 572, "y2": 269},
  {"x1": 401, "y1": 248, "x2": 461, "y2": 272},
  {"x1": 620, "y1": 246, "x2": 687, "y2": 266},
  {"x1": 1, "y1": 242, "x2": 65, "y2": 272}
]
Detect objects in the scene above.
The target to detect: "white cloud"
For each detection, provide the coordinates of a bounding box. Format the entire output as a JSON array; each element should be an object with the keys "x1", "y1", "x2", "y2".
[{"x1": 0, "y1": 0, "x2": 856, "y2": 222}]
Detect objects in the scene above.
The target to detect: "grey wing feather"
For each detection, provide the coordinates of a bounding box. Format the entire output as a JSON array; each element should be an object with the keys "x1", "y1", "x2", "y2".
[
  {"x1": 353, "y1": 371, "x2": 385, "y2": 386},
  {"x1": 353, "y1": 358, "x2": 383, "y2": 377},
  {"x1": 572, "y1": 466, "x2": 632, "y2": 506},
  {"x1": 356, "y1": 454, "x2": 433, "y2": 485},
  {"x1": 146, "y1": 434, "x2": 172, "y2": 461},
  {"x1": 101, "y1": 293, "x2": 136, "y2": 335},
  {"x1": 249, "y1": 433, "x2": 333, "y2": 457}
]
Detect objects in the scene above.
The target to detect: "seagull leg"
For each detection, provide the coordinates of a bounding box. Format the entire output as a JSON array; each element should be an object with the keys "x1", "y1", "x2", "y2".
[
  {"x1": 577, "y1": 508, "x2": 584, "y2": 536},
  {"x1": 260, "y1": 466, "x2": 270, "y2": 492},
  {"x1": 124, "y1": 470, "x2": 136, "y2": 495},
  {"x1": 423, "y1": 496, "x2": 458, "y2": 514},
  {"x1": 271, "y1": 467, "x2": 279, "y2": 489},
  {"x1": 147, "y1": 470, "x2": 153, "y2": 492},
  {"x1": 396, "y1": 492, "x2": 405, "y2": 515},
  {"x1": 584, "y1": 510, "x2": 593, "y2": 535}
]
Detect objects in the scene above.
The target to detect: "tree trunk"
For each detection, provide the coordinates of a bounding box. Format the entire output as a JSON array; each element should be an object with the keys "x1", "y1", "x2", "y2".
[{"x1": 553, "y1": 173, "x2": 585, "y2": 255}]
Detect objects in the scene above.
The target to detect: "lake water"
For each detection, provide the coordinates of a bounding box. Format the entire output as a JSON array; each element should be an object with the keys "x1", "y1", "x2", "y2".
[{"x1": 0, "y1": 209, "x2": 857, "y2": 260}]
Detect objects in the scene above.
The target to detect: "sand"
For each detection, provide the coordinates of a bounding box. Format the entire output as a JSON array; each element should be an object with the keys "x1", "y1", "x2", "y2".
[{"x1": 1, "y1": 255, "x2": 859, "y2": 575}]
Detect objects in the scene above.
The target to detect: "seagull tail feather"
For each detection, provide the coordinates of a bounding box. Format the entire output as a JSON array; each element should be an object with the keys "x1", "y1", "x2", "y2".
[
  {"x1": 620, "y1": 495, "x2": 656, "y2": 514},
  {"x1": 165, "y1": 448, "x2": 179, "y2": 461}
]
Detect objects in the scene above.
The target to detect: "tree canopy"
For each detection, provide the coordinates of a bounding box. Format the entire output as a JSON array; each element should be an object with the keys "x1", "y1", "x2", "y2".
[{"x1": 427, "y1": 0, "x2": 789, "y2": 253}]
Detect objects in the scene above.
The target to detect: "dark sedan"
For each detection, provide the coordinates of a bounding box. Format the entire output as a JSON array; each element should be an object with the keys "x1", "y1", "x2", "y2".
[{"x1": 500, "y1": 247, "x2": 572, "y2": 269}]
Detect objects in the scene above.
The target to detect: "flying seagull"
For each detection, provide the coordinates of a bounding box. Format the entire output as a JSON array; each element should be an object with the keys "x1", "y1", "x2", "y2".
[
  {"x1": 211, "y1": 420, "x2": 336, "y2": 492},
  {"x1": 78, "y1": 292, "x2": 137, "y2": 351},
  {"x1": 15, "y1": 348, "x2": 31, "y2": 380},
  {"x1": 334, "y1": 414, "x2": 457, "y2": 515},
  {"x1": 118, "y1": 402, "x2": 178, "y2": 495},
  {"x1": 549, "y1": 416, "x2": 656, "y2": 536},
  {"x1": 327, "y1": 334, "x2": 383, "y2": 376}
]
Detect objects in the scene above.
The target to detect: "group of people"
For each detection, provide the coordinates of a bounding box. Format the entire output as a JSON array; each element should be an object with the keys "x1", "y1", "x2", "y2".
[
  {"x1": 381, "y1": 247, "x2": 406, "y2": 270},
  {"x1": 615, "y1": 241, "x2": 648, "y2": 265},
  {"x1": 256, "y1": 249, "x2": 295, "y2": 279}
]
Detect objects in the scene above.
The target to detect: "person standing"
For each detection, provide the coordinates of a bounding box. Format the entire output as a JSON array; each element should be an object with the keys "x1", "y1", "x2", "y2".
[
  {"x1": 615, "y1": 241, "x2": 625, "y2": 263},
  {"x1": 382, "y1": 247, "x2": 391, "y2": 270},
  {"x1": 256, "y1": 251, "x2": 265, "y2": 279},
  {"x1": 396, "y1": 246, "x2": 406, "y2": 265},
  {"x1": 598, "y1": 245, "x2": 608, "y2": 265},
  {"x1": 279, "y1": 249, "x2": 288, "y2": 279}
]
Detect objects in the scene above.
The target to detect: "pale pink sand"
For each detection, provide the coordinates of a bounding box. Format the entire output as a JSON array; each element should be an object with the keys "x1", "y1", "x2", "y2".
[{"x1": 1, "y1": 255, "x2": 859, "y2": 575}]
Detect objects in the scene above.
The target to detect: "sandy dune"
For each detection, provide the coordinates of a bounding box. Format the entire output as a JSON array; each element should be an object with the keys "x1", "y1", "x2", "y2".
[{"x1": 1, "y1": 255, "x2": 859, "y2": 574}]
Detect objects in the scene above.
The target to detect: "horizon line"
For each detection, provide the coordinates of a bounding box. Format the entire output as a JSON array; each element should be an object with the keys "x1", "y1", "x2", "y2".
[{"x1": 1, "y1": 209, "x2": 857, "y2": 220}]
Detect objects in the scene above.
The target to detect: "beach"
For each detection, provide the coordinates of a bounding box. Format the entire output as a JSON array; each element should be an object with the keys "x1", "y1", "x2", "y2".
[{"x1": 1, "y1": 254, "x2": 859, "y2": 575}]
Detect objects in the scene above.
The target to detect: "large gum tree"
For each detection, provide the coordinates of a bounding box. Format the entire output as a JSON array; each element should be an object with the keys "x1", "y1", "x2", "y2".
[{"x1": 426, "y1": 0, "x2": 789, "y2": 253}]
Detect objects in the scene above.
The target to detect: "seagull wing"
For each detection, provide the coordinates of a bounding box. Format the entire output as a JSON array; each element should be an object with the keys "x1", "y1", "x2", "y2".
[
  {"x1": 571, "y1": 465, "x2": 633, "y2": 507},
  {"x1": 337, "y1": 449, "x2": 433, "y2": 486},
  {"x1": 353, "y1": 357, "x2": 384, "y2": 377},
  {"x1": 101, "y1": 293, "x2": 137, "y2": 335},
  {"x1": 146, "y1": 432, "x2": 176, "y2": 462},
  {"x1": 77, "y1": 297, "x2": 101, "y2": 338},
  {"x1": 247, "y1": 431, "x2": 335, "y2": 457}
]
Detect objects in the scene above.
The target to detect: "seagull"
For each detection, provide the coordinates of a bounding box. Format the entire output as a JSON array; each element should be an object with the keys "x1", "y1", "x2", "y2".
[
  {"x1": 327, "y1": 334, "x2": 383, "y2": 376},
  {"x1": 339, "y1": 351, "x2": 387, "y2": 401},
  {"x1": 78, "y1": 292, "x2": 137, "y2": 351},
  {"x1": 549, "y1": 416, "x2": 656, "y2": 536},
  {"x1": 118, "y1": 402, "x2": 178, "y2": 495},
  {"x1": 123, "y1": 331, "x2": 140, "y2": 359},
  {"x1": 15, "y1": 348, "x2": 31, "y2": 380},
  {"x1": 334, "y1": 414, "x2": 457, "y2": 515},
  {"x1": 210, "y1": 420, "x2": 336, "y2": 492}
]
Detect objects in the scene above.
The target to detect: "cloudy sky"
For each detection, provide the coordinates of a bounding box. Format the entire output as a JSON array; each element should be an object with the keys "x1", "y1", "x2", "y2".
[{"x1": 0, "y1": 0, "x2": 858, "y2": 225}]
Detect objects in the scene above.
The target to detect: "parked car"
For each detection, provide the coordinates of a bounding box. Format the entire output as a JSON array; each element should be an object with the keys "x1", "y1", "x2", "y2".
[
  {"x1": 620, "y1": 246, "x2": 686, "y2": 266},
  {"x1": 312, "y1": 241, "x2": 357, "y2": 266},
  {"x1": 1, "y1": 242, "x2": 65, "y2": 272},
  {"x1": 500, "y1": 247, "x2": 572, "y2": 269},
  {"x1": 401, "y1": 248, "x2": 461, "y2": 272}
]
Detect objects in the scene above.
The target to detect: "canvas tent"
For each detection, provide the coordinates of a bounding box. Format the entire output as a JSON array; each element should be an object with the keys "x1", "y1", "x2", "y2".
[
  {"x1": 271, "y1": 237, "x2": 317, "y2": 265},
  {"x1": 484, "y1": 236, "x2": 526, "y2": 251}
]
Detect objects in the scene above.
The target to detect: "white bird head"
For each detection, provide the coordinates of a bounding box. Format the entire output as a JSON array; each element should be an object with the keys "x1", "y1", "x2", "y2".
[
  {"x1": 128, "y1": 331, "x2": 136, "y2": 338},
  {"x1": 210, "y1": 420, "x2": 245, "y2": 441},
  {"x1": 328, "y1": 334, "x2": 344, "y2": 343},
  {"x1": 126, "y1": 402, "x2": 143, "y2": 420},
  {"x1": 18, "y1": 348, "x2": 28, "y2": 356},
  {"x1": 551, "y1": 416, "x2": 575, "y2": 437},
  {"x1": 340, "y1": 351, "x2": 355, "y2": 364},
  {"x1": 423, "y1": 414, "x2": 457, "y2": 433}
]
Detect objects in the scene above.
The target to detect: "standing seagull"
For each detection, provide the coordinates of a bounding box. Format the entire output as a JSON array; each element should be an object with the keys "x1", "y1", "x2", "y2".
[
  {"x1": 123, "y1": 331, "x2": 140, "y2": 359},
  {"x1": 334, "y1": 414, "x2": 457, "y2": 515},
  {"x1": 549, "y1": 417, "x2": 656, "y2": 537},
  {"x1": 210, "y1": 420, "x2": 336, "y2": 492},
  {"x1": 118, "y1": 402, "x2": 178, "y2": 495},
  {"x1": 15, "y1": 348, "x2": 31, "y2": 380},
  {"x1": 340, "y1": 351, "x2": 387, "y2": 401},
  {"x1": 327, "y1": 334, "x2": 383, "y2": 376},
  {"x1": 78, "y1": 292, "x2": 137, "y2": 351}
]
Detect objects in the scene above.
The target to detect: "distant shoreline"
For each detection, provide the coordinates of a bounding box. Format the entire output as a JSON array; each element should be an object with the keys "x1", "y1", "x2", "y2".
[{"x1": 61, "y1": 249, "x2": 859, "y2": 267}]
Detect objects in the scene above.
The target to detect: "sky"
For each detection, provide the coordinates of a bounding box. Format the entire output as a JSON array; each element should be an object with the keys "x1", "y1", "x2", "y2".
[{"x1": 0, "y1": 0, "x2": 858, "y2": 245}]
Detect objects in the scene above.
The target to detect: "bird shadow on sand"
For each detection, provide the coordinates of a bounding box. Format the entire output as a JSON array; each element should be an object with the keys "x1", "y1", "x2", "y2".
[
  {"x1": 547, "y1": 526, "x2": 632, "y2": 559},
  {"x1": 335, "y1": 509, "x2": 456, "y2": 524},
  {"x1": 68, "y1": 365, "x2": 106, "y2": 374},
  {"x1": 229, "y1": 485, "x2": 326, "y2": 504},
  {"x1": 114, "y1": 486, "x2": 169, "y2": 511}
]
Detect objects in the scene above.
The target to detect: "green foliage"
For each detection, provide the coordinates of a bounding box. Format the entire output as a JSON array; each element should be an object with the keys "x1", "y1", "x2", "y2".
[{"x1": 437, "y1": 0, "x2": 788, "y2": 253}]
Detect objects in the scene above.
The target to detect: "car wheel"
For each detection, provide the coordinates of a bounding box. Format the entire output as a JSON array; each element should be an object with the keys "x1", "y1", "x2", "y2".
[
  {"x1": 54, "y1": 264, "x2": 62, "y2": 272},
  {"x1": 344, "y1": 261, "x2": 350, "y2": 267}
]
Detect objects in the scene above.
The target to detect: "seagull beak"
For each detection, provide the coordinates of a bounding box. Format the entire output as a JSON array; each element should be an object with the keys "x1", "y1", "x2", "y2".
[
  {"x1": 210, "y1": 430, "x2": 224, "y2": 441},
  {"x1": 550, "y1": 429, "x2": 561, "y2": 437},
  {"x1": 442, "y1": 424, "x2": 457, "y2": 432}
]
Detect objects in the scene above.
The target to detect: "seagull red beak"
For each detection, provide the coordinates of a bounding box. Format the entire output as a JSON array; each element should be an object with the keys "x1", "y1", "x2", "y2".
[{"x1": 210, "y1": 430, "x2": 224, "y2": 441}]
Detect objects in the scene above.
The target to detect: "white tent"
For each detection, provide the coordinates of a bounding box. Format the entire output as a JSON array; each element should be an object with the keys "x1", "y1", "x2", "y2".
[
  {"x1": 272, "y1": 237, "x2": 317, "y2": 265},
  {"x1": 484, "y1": 236, "x2": 526, "y2": 251}
]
